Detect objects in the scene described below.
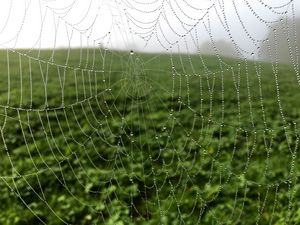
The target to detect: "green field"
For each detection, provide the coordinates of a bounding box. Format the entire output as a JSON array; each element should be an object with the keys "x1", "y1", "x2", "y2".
[{"x1": 0, "y1": 49, "x2": 299, "y2": 224}]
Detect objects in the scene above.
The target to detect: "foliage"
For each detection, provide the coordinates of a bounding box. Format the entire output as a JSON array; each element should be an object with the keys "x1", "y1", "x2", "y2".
[{"x1": 0, "y1": 49, "x2": 299, "y2": 224}]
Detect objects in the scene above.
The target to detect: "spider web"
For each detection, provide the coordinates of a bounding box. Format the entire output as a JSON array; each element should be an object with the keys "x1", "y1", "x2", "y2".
[{"x1": 0, "y1": 0, "x2": 299, "y2": 224}]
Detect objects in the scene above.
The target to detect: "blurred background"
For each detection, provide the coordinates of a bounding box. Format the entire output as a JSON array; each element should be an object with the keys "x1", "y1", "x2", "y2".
[{"x1": 0, "y1": 0, "x2": 299, "y2": 63}]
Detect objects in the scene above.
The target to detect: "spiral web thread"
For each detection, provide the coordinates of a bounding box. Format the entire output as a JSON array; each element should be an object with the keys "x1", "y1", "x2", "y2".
[{"x1": 0, "y1": 0, "x2": 299, "y2": 224}]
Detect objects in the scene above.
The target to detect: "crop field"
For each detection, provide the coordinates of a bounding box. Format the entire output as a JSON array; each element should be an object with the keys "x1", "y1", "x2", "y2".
[{"x1": 0, "y1": 49, "x2": 299, "y2": 224}]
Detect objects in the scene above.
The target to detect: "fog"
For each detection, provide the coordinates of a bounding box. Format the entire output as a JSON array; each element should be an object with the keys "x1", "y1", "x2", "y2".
[
  {"x1": 260, "y1": 17, "x2": 300, "y2": 64},
  {"x1": 198, "y1": 40, "x2": 239, "y2": 58},
  {"x1": 0, "y1": 0, "x2": 299, "y2": 60}
]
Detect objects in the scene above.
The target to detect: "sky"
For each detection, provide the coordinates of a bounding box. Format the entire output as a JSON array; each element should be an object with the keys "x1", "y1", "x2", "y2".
[{"x1": 0, "y1": 0, "x2": 299, "y2": 57}]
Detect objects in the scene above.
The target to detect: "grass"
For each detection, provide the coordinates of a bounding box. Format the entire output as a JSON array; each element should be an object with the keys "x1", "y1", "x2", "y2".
[{"x1": 0, "y1": 48, "x2": 299, "y2": 225}]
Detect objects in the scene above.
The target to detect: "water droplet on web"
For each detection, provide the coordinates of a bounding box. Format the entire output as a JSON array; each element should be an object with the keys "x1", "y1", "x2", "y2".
[{"x1": 130, "y1": 50, "x2": 134, "y2": 55}]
